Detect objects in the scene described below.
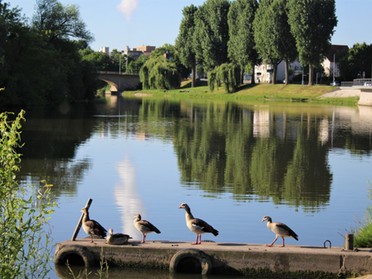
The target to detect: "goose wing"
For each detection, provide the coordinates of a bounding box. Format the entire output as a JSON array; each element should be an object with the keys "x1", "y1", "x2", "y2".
[
  {"x1": 139, "y1": 220, "x2": 161, "y2": 234},
  {"x1": 276, "y1": 222, "x2": 298, "y2": 240},
  {"x1": 192, "y1": 218, "x2": 219, "y2": 236}
]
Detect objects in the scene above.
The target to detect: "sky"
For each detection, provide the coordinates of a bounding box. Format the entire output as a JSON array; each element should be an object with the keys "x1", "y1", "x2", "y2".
[{"x1": 8, "y1": 0, "x2": 372, "y2": 52}]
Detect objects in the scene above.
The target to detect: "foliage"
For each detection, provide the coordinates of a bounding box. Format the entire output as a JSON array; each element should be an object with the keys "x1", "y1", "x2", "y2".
[
  {"x1": 228, "y1": 0, "x2": 258, "y2": 83},
  {"x1": 175, "y1": 5, "x2": 198, "y2": 87},
  {"x1": 32, "y1": 0, "x2": 93, "y2": 44},
  {"x1": 339, "y1": 43, "x2": 372, "y2": 80},
  {"x1": 208, "y1": 63, "x2": 241, "y2": 93},
  {"x1": 354, "y1": 185, "x2": 372, "y2": 248},
  {"x1": 0, "y1": 1, "x2": 98, "y2": 108},
  {"x1": 287, "y1": 0, "x2": 337, "y2": 85},
  {"x1": 253, "y1": 0, "x2": 297, "y2": 84},
  {"x1": 139, "y1": 45, "x2": 181, "y2": 90},
  {"x1": 194, "y1": 0, "x2": 230, "y2": 71},
  {"x1": 0, "y1": 110, "x2": 55, "y2": 278},
  {"x1": 127, "y1": 54, "x2": 148, "y2": 74}
]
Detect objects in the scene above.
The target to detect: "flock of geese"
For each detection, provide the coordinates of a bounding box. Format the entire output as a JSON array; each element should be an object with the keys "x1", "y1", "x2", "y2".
[{"x1": 81, "y1": 203, "x2": 298, "y2": 247}]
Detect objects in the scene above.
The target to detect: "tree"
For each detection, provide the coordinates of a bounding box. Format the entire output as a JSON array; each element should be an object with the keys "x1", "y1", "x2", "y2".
[
  {"x1": 194, "y1": 0, "x2": 230, "y2": 71},
  {"x1": 253, "y1": 0, "x2": 297, "y2": 84},
  {"x1": 176, "y1": 5, "x2": 198, "y2": 87},
  {"x1": 287, "y1": 0, "x2": 337, "y2": 85},
  {"x1": 339, "y1": 43, "x2": 372, "y2": 81},
  {"x1": 32, "y1": 0, "x2": 93, "y2": 44},
  {"x1": 139, "y1": 45, "x2": 181, "y2": 90},
  {"x1": 228, "y1": 0, "x2": 258, "y2": 84}
]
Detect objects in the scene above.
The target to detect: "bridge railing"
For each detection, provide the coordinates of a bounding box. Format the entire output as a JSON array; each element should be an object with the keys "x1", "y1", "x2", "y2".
[
  {"x1": 97, "y1": 71, "x2": 138, "y2": 76},
  {"x1": 353, "y1": 78, "x2": 372, "y2": 87}
]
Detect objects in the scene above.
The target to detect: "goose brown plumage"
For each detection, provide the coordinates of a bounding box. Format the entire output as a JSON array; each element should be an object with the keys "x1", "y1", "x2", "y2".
[
  {"x1": 179, "y1": 203, "x2": 218, "y2": 245},
  {"x1": 106, "y1": 228, "x2": 132, "y2": 245},
  {"x1": 81, "y1": 207, "x2": 107, "y2": 243},
  {"x1": 261, "y1": 215, "x2": 298, "y2": 247},
  {"x1": 133, "y1": 213, "x2": 161, "y2": 243}
]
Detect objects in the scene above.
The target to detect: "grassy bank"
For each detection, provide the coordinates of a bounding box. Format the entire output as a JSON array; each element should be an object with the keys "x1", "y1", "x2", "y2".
[{"x1": 123, "y1": 82, "x2": 359, "y2": 106}]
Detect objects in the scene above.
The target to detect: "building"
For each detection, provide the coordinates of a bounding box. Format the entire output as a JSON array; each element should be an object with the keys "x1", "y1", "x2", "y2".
[
  {"x1": 254, "y1": 44, "x2": 349, "y2": 83},
  {"x1": 124, "y1": 45, "x2": 156, "y2": 58},
  {"x1": 99, "y1": 47, "x2": 110, "y2": 56},
  {"x1": 321, "y1": 45, "x2": 349, "y2": 80}
]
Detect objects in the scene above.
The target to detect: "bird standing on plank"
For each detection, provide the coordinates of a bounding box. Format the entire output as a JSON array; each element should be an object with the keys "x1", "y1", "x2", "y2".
[
  {"x1": 133, "y1": 213, "x2": 161, "y2": 243},
  {"x1": 261, "y1": 215, "x2": 298, "y2": 247},
  {"x1": 179, "y1": 203, "x2": 219, "y2": 245},
  {"x1": 81, "y1": 207, "x2": 107, "y2": 243}
]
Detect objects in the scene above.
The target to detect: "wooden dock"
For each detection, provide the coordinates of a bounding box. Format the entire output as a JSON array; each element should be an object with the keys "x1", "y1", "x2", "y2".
[{"x1": 54, "y1": 238, "x2": 372, "y2": 278}]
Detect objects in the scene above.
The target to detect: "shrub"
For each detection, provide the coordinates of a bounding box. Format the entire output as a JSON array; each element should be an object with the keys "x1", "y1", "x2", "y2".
[{"x1": 0, "y1": 110, "x2": 55, "y2": 278}]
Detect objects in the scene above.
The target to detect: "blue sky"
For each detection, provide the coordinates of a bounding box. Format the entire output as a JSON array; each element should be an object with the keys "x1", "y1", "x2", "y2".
[{"x1": 9, "y1": 0, "x2": 372, "y2": 51}]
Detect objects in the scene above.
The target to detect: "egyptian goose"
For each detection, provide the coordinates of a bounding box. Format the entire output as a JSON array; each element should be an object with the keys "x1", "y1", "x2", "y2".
[
  {"x1": 81, "y1": 207, "x2": 107, "y2": 242},
  {"x1": 179, "y1": 203, "x2": 219, "y2": 245},
  {"x1": 261, "y1": 215, "x2": 298, "y2": 247},
  {"x1": 106, "y1": 228, "x2": 132, "y2": 245},
  {"x1": 133, "y1": 213, "x2": 161, "y2": 243}
]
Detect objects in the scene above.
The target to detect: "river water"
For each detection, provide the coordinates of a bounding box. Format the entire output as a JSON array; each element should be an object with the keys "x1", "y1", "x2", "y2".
[{"x1": 18, "y1": 95, "x2": 372, "y2": 278}]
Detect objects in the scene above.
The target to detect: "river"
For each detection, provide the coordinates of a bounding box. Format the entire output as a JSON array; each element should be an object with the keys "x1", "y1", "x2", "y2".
[{"x1": 18, "y1": 95, "x2": 372, "y2": 278}]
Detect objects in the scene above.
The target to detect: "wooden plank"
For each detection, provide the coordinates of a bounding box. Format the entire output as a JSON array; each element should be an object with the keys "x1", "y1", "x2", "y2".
[{"x1": 71, "y1": 198, "x2": 93, "y2": 241}]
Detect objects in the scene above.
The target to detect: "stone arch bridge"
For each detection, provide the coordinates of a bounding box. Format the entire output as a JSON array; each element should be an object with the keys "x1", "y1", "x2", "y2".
[{"x1": 98, "y1": 71, "x2": 140, "y2": 94}]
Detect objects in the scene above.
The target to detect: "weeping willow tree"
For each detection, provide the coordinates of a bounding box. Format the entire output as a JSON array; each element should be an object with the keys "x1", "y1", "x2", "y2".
[
  {"x1": 208, "y1": 63, "x2": 240, "y2": 93},
  {"x1": 139, "y1": 45, "x2": 181, "y2": 90}
]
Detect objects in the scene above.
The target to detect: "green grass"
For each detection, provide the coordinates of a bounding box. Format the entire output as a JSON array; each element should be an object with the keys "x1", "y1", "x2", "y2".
[
  {"x1": 123, "y1": 81, "x2": 358, "y2": 106},
  {"x1": 354, "y1": 221, "x2": 372, "y2": 248}
]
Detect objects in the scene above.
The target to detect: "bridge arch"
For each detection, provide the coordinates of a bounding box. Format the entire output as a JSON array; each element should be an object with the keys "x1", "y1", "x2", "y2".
[{"x1": 97, "y1": 71, "x2": 140, "y2": 94}]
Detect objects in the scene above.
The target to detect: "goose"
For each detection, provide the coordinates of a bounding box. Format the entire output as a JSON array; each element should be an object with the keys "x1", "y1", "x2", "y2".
[
  {"x1": 81, "y1": 207, "x2": 107, "y2": 242},
  {"x1": 106, "y1": 228, "x2": 132, "y2": 245},
  {"x1": 133, "y1": 213, "x2": 161, "y2": 243},
  {"x1": 179, "y1": 203, "x2": 219, "y2": 245},
  {"x1": 261, "y1": 215, "x2": 298, "y2": 247}
]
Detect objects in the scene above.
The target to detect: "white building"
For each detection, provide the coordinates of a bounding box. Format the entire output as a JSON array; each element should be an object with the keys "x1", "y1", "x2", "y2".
[{"x1": 254, "y1": 45, "x2": 348, "y2": 83}]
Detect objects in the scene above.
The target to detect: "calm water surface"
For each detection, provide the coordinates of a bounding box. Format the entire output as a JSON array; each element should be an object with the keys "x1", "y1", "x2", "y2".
[{"x1": 18, "y1": 96, "x2": 372, "y2": 278}]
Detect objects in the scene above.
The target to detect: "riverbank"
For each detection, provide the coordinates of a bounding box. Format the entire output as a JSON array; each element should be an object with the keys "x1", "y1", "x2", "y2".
[{"x1": 123, "y1": 83, "x2": 359, "y2": 106}]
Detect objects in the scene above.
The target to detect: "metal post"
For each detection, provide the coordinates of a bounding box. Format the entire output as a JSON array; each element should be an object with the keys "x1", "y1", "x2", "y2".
[{"x1": 344, "y1": 233, "x2": 354, "y2": 250}]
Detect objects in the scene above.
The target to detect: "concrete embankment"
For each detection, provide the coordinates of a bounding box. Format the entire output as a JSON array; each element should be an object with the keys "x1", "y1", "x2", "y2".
[
  {"x1": 321, "y1": 86, "x2": 372, "y2": 106},
  {"x1": 54, "y1": 239, "x2": 372, "y2": 278}
]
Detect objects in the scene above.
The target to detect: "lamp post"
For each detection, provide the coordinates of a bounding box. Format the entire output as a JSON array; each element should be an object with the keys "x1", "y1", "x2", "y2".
[
  {"x1": 119, "y1": 55, "x2": 121, "y2": 75},
  {"x1": 332, "y1": 53, "x2": 335, "y2": 84}
]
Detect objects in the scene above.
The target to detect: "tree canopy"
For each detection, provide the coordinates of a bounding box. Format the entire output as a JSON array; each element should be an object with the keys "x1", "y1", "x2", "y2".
[
  {"x1": 287, "y1": 0, "x2": 337, "y2": 85},
  {"x1": 175, "y1": 5, "x2": 198, "y2": 87},
  {"x1": 0, "y1": 0, "x2": 97, "y2": 108},
  {"x1": 194, "y1": 0, "x2": 230, "y2": 71},
  {"x1": 228, "y1": 0, "x2": 258, "y2": 83}
]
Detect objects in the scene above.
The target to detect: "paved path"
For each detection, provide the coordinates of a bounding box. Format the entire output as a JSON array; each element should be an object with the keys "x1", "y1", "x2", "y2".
[{"x1": 322, "y1": 87, "x2": 362, "y2": 98}]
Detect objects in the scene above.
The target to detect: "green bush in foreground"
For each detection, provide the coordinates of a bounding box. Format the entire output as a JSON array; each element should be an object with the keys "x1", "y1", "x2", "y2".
[
  {"x1": 0, "y1": 110, "x2": 55, "y2": 278},
  {"x1": 354, "y1": 184, "x2": 372, "y2": 248}
]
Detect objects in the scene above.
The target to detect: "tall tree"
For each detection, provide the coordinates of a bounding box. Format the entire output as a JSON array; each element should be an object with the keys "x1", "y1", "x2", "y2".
[
  {"x1": 228, "y1": 0, "x2": 258, "y2": 84},
  {"x1": 254, "y1": 0, "x2": 297, "y2": 84},
  {"x1": 176, "y1": 5, "x2": 198, "y2": 87},
  {"x1": 32, "y1": 0, "x2": 93, "y2": 44},
  {"x1": 194, "y1": 0, "x2": 230, "y2": 71},
  {"x1": 287, "y1": 0, "x2": 337, "y2": 85}
]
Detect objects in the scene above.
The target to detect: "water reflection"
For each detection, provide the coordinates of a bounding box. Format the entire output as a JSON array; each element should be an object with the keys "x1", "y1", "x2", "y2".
[
  {"x1": 19, "y1": 98, "x2": 372, "y2": 210},
  {"x1": 115, "y1": 157, "x2": 144, "y2": 238}
]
